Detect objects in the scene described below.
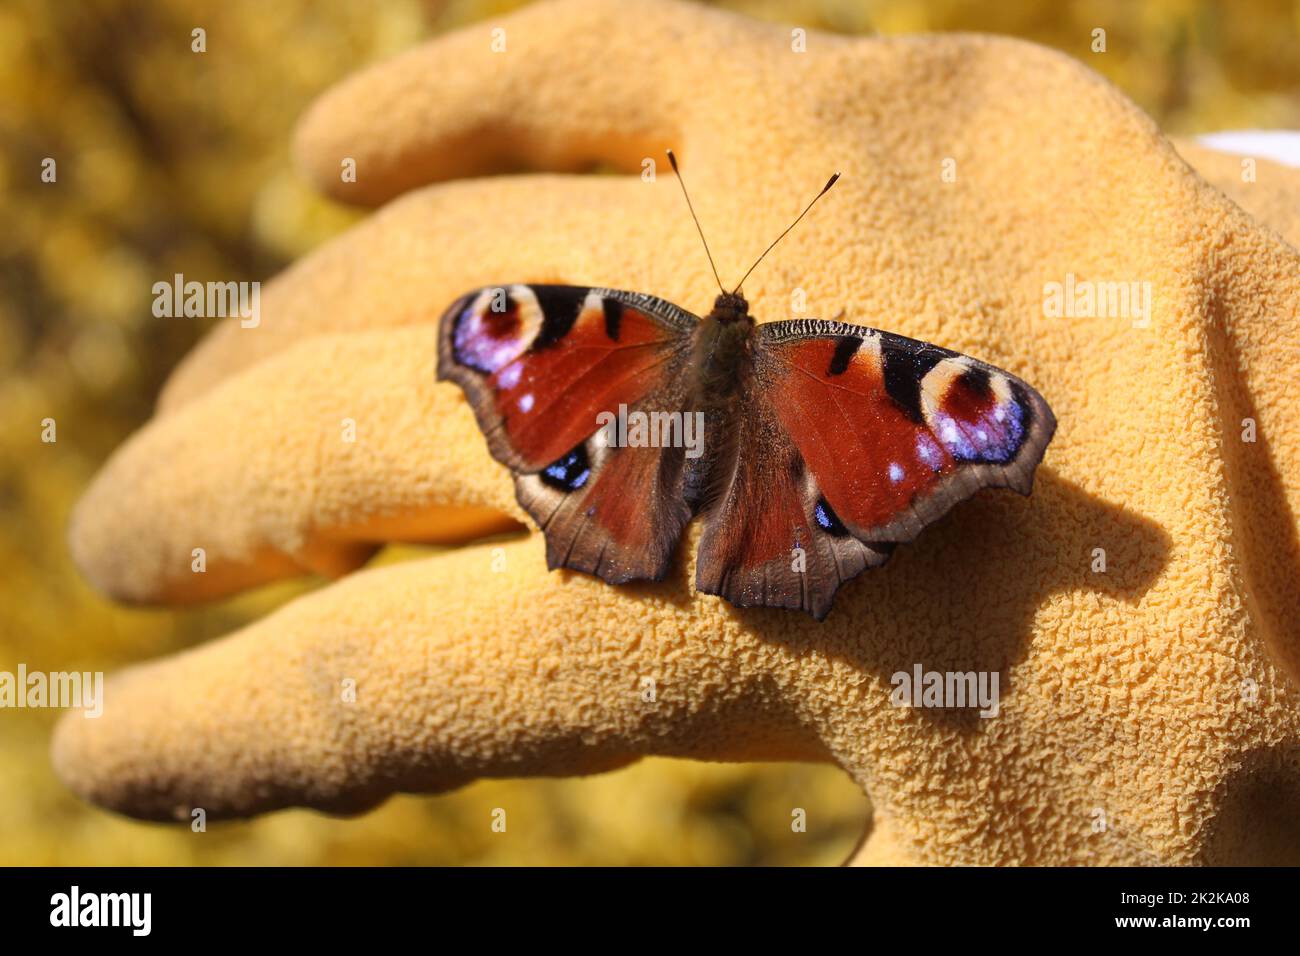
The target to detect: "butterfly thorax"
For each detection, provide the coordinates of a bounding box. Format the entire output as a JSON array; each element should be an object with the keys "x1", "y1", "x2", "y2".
[{"x1": 692, "y1": 293, "x2": 756, "y2": 400}]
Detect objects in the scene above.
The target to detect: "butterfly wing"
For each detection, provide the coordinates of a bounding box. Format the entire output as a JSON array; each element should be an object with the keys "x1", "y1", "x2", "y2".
[
  {"x1": 438, "y1": 284, "x2": 698, "y2": 582},
  {"x1": 696, "y1": 319, "x2": 1056, "y2": 619}
]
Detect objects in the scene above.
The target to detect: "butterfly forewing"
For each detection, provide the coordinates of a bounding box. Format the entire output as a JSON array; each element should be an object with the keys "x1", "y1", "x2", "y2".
[{"x1": 754, "y1": 319, "x2": 1055, "y2": 543}]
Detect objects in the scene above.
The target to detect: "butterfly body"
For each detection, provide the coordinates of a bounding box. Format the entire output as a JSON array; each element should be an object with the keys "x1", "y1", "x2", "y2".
[
  {"x1": 683, "y1": 293, "x2": 758, "y2": 509},
  {"x1": 438, "y1": 283, "x2": 1056, "y2": 620}
]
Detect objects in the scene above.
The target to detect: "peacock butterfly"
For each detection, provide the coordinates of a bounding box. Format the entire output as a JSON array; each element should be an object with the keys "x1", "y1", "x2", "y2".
[{"x1": 437, "y1": 152, "x2": 1056, "y2": 619}]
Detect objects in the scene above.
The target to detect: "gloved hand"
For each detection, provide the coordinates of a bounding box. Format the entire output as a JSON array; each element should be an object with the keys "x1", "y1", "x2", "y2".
[{"x1": 55, "y1": 0, "x2": 1300, "y2": 865}]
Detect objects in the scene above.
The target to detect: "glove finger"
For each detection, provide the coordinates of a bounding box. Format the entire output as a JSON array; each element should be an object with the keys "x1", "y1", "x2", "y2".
[
  {"x1": 71, "y1": 326, "x2": 521, "y2": 604},
  {"x1": 51, "y1": 536, "x2": 821, "y2": 821},
  {"x1": 291, "y1": 0, "x2": 730, "y2": 206},
  {"x1": 77, "y1": 165, "x2": 739, "y2": 603},
  {"x1": 157, "y1": 174, "x2": 678, "y2": 413}
]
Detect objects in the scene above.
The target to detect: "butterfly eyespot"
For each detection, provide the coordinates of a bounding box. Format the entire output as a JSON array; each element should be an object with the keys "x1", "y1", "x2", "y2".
[
  {"x1": 453, "y1": 296, "x2": 525, "y2": 373},
  {"x1": 541, "y1": 445, "x2": 592, "y2": 492},
  {"x1": 933, "y1": 372, "x2": 1026, "y2": 464},
  {"x1": 482, "y1": 297, "x2": 520, "y2": 332},
  {"x1": 813, "y1": 497, "x2": 849, "y2": 537}
]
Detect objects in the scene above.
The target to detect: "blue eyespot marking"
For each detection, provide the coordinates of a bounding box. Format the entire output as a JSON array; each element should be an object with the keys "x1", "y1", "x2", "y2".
[
  {"x1": 541, "y1": 445, "x2": 591, "y2": 492},
  {"x1": 813, "y1": 497, "x2": 849, "y2": 537}
]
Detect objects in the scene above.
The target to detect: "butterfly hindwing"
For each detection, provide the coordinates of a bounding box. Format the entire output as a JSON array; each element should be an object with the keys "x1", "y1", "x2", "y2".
[
  {"x1": 514, "y1": 405, "x2": 692, "y2": 583},
  {"x1": 696, "y1": 318, "x2": 1055, "y2": 619},
  {"x1": 695, "y1": 388, "x2": 893, "y2": 619},
  {"x1": 437, "y1": 284, "x2": 698, "y2": 582}
]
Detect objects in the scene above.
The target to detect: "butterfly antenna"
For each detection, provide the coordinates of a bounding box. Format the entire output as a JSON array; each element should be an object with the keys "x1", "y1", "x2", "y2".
[
  {"x1": 732, "y1": 172, "x2": 840, "y2": 294},
  {"x1": 666, "y1": 150, "x2": 725, "y2": 295}
]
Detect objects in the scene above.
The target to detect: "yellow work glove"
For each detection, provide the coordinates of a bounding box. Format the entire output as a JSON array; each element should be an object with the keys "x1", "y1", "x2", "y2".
[{"x1": 55, "y1": 0, "x2": 1300, "y2": 865}]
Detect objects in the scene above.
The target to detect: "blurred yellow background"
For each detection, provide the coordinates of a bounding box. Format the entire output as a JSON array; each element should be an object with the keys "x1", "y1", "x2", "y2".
[{"x1": 1, "y1": 0, "x2": 1296, "y2": 866}]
